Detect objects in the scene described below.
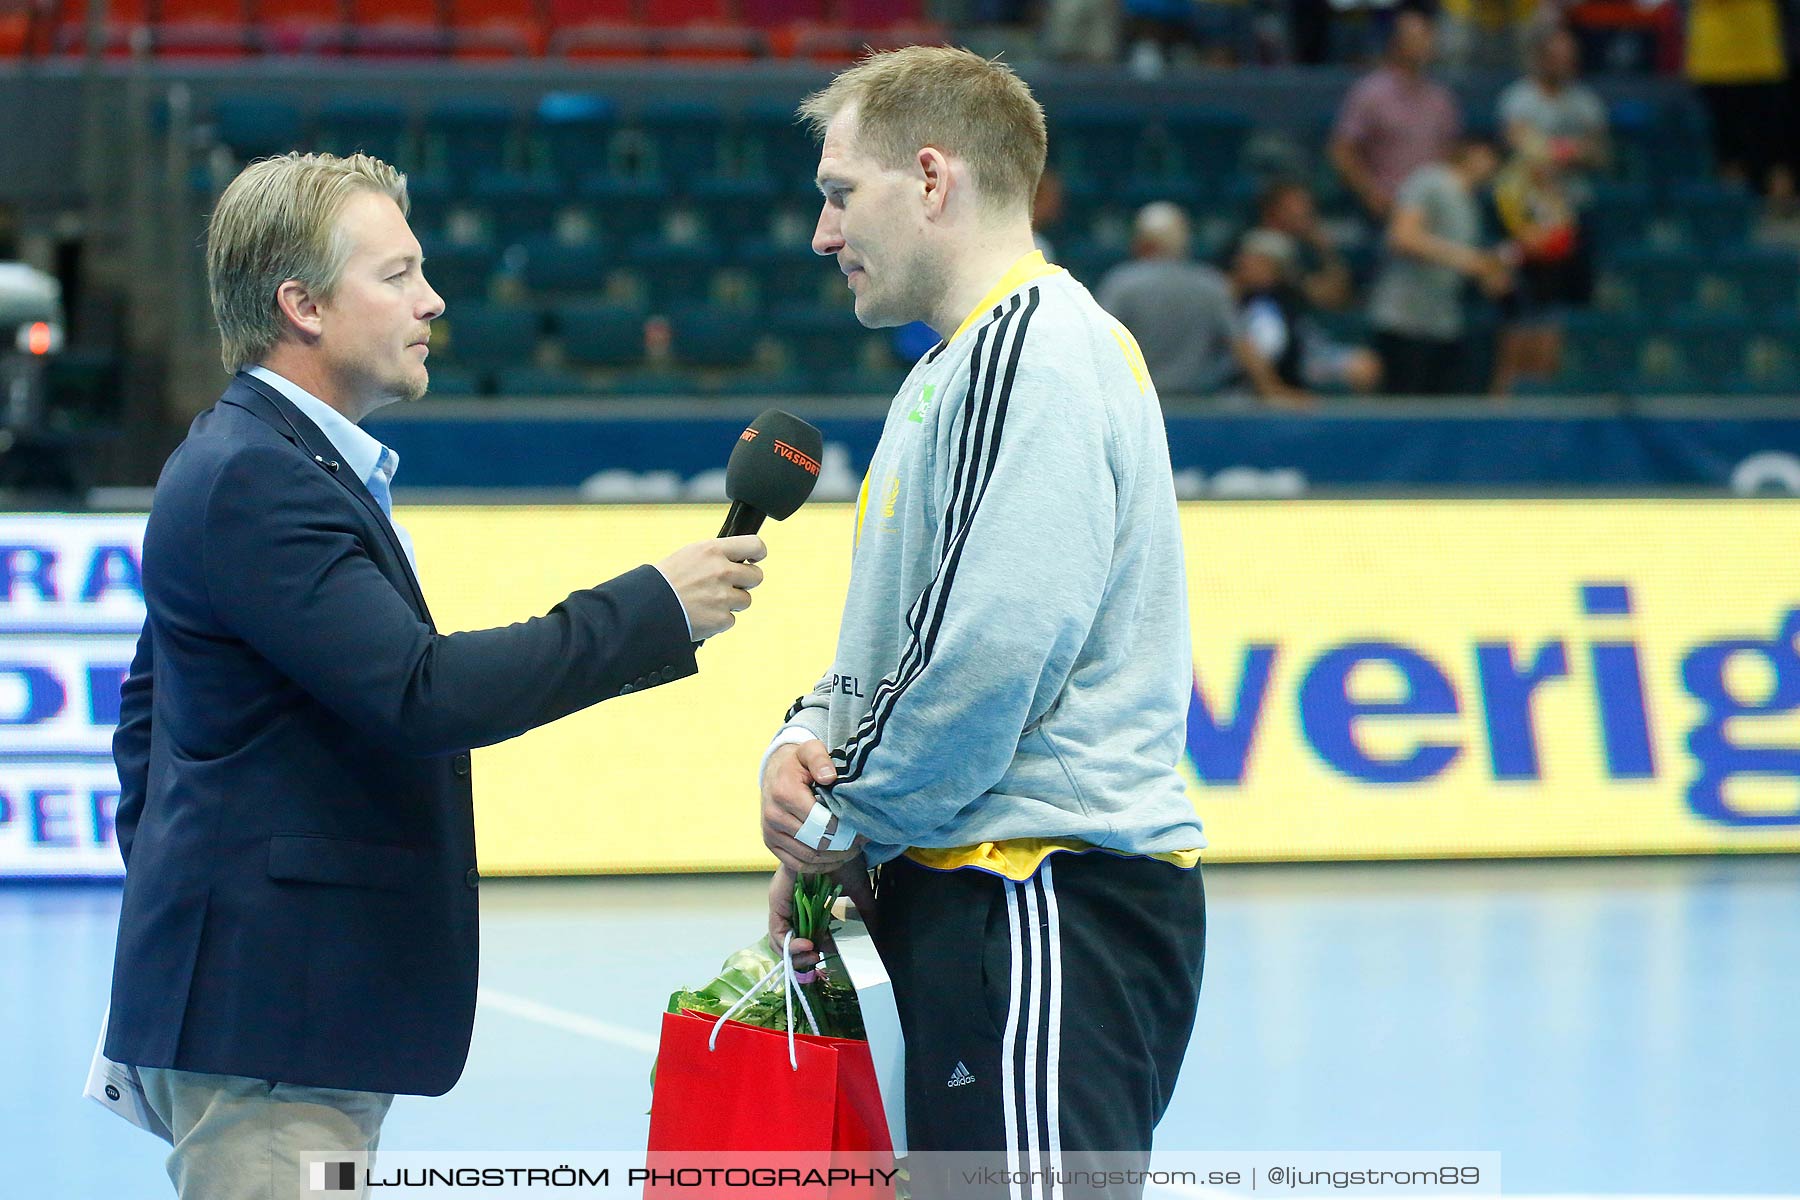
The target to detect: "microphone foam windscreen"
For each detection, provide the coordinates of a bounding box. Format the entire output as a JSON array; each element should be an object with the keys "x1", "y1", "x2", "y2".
[{"x1": 726, "y1": 409, "x2": 824, "y2": 521}]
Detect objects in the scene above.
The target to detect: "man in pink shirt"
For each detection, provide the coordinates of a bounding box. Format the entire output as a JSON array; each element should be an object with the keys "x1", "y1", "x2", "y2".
[{"x1": 1329, "y1": 10, "x2": 1463, "y2": 221}]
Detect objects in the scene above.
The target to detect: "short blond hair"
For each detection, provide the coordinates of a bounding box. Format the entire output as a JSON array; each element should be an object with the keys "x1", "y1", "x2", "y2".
[
  {"x1": 206, "y1": 152, "x2": 409, "y2": 372},
  {"x1": 798, "y1": 46, "x2": 1047, "y2": 214}
]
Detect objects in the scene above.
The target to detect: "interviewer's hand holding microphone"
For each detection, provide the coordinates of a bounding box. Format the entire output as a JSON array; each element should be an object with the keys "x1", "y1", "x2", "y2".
[
  {"x1": 655, "y1": 539, "x2": 766, "y2": 640},
  {"x1": 655, "y1": 409, "x2": 824, "y2": 640}
]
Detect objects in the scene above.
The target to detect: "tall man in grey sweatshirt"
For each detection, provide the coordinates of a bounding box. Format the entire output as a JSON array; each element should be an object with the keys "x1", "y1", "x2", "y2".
[{"x1": 759, "y1": 47, "x2": 1207, "y2": 1196}]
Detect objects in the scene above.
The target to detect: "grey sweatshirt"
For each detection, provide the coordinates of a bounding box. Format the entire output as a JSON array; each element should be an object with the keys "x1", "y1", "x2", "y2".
[{"x1": 771, "y1": 256, "x2": 1207, "y2": 869}]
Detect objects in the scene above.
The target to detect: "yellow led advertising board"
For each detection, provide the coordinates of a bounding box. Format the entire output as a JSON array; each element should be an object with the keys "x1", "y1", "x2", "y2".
[{"x1": 399, "y1": 500, "x2": 1800, "y2": 874}]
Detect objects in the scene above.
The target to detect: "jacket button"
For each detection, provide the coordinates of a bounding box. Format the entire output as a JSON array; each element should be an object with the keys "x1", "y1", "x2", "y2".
[
  {"x1": 662, "y1": 665, "x2": 679, "y2": 681},
  {"x1": 452, "y1": 753, "x2": 471, "y2": 776},
  {"x1": 465, "y1": 867, "x2": 480, "y2": 890},
  {"x1": 620, "y1": 682, "x2": 635, "y2": 695}
]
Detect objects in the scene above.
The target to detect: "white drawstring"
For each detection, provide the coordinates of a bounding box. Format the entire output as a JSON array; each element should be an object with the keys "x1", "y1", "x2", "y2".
[
  {"x1": 706, "y1": 931, "x2": 821, "y2": 1070},
  {"x1": 785, "y1": 933, "x2": 821, "y2": 1044}
]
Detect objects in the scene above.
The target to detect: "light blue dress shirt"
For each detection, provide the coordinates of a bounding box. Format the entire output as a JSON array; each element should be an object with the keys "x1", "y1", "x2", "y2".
[{"x1": 246, "y1": 366, "x2": 418, "y2": 574}]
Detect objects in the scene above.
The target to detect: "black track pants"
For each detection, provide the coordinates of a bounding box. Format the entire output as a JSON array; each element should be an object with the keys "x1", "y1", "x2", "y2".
[{"x1": 869, "y1": 851, "x2": 1206, "y2": 1199}]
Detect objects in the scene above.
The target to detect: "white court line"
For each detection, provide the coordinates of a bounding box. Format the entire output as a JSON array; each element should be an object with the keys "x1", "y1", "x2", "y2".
[{"x1": 476, "y1": 987, "x2": 659, "y2": 1055}]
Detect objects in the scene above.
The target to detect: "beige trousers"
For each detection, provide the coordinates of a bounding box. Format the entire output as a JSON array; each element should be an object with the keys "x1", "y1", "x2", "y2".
[{"x1": 138, "y1": 1067, "x2": 394, "y2": 1200}]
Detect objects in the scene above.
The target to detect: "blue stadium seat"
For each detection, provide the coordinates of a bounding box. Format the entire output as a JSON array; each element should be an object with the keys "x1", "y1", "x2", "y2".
[
  {"x1": 426, "y1": 101, "x2": 521, "y2": 178},
  {"x1": 492, "y1": 366, "x2": 603, "y2": 396},
  {"x1": 669, "y1": 306, "x2": 760, "y2": 369},
  {"x1": 1608, "y1": 245, "x2": 1702, "y2": 317},
  {"x1": 439, "y1": 304, "x2": 542, "y2": 371},
  {"x1": 1164, "y1": 108, "x2": 1251, "y2": 181},
  {"x1": 1711, "y1": 246, "x2": 1800, "y2": 312},
  {"x1": 1558, "y1": 309, "x2": 1644, "y2": 392},
  {"x1": 471, "y1": 171, "x2": 566, "y2": 245},
  {"x1": 1662, "y1": 309, "x2": 1749, "y2": 390},
  {"x1": 420, "y1": 238, "x2": 501, "y2": 305},
  {"x1": 1057, "y1": 177, "x2": 1142, "y2": 244},
  {"x1": 519, "y1": 237, "x2": 612, "y2": 301},
  {"x1": 739, "y1": 100, "x2": 819, "y2": 189},
  {"x1": 575, "y1": 174, "x2": 667, "y2": 243},
  {"x1": 424, "y1": 365, "x2": 483, "y2": 397},
  {"x1": 691, "y1": 176, "x2": 780, "y2": 244},
  {"x1": 1644, "y1": 125, "x2": 1713, "y2": 188},
  {"x1": 1613, "y1": 99, "x2": 1711, "y2": 187},
  {"x1": 771, "y1": 302, "x2": 870, "y2": 385},
  {"x1": 1630, "y1": 352, "x2": 1701, "y2": 396},
  {"x1": 823, "y1": 362, "x2": 909, "y2": 396},
  {"x1": 1671, "y1": 181, "x2": 1757, "y2": 252},
  {"x1": 534, "y1": 94, "x2": 617, "y2": 183},
  {"x1": 1054, "y1": 180, "x2": 1103, "y2": 240},
  {"x1": 737, "y1": 238, "x2": 835, "y2": 308},
  {"x1": 1050, "y1": 105, "x2": 1150, "y2": 187},
  {"x1": 405, "y1": 174, "x2": 459, "y2": 242},
  {"x1": 1742, "y1": 312, "x2": 1800, "y2": 395},
  {"x1": 214, "y1": 98, "x2": 304, "y2": 160},
  {"x1": 554, "y1": 304, "x2": 647, "y2": 369},
  {"x1": 1584, "y1": 182, "x2": 1652, "y2": 255},
  {"x1": 636, "y1": 101, "x2": 728, "y2": 190},
  {"x1": 595, "y1": 371, "x2": 697, "y2": 396},
  {"x1": 624, "y1": 235, "x2": 724, "y2": 311},
  {"x1": 1121, "y1": 174, "x2": 1208, "y2": 211},
  {"x1": 316, "y1": 101, "x2": 415, "y2": 169},
  {"x1": 701, "y1": 370, "x2": 815, "y2": 397}
]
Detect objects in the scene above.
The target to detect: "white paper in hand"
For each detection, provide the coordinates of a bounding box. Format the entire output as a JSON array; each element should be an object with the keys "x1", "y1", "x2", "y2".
[
  {"x1": 83, "y1": 1007, "x2": 174, "y2": 1143},
  {"x1": 831, "y1": 906, "x2": 906, "y2": 1157}
]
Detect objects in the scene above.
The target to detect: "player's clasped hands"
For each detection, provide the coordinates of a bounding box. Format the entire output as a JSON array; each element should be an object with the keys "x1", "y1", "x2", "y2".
[{"x1": 656, "y1": 535, "x2": 766, "y2": 640}]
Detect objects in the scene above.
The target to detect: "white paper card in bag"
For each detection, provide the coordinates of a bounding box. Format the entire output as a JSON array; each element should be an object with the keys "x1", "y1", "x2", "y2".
[
  {"x1": 83, "y1": 1006, "x2": 174, "y2": 1143},
  {"x1": 831, "y1": 912, "x2": 906, "y2": 1157}
]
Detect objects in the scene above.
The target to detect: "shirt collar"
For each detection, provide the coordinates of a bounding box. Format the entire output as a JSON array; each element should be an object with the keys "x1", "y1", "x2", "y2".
[
  {"x1": 948, "y1": 250, "x2": 1063, "y2": 345},
  {"x1": 246, "y1": 365, "x2": 391, "y2": 488}
]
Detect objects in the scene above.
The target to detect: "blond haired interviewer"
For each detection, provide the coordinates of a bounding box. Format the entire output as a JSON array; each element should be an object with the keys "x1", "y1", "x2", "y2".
[{"x1": 105, "y1": 152, "x2": 765, "y2": 1199}]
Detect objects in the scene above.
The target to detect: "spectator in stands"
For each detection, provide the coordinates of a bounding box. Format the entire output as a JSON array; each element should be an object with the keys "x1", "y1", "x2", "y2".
[
  {"x1": 1121, "y1": 0, "x2": 1218, "y2": 76},
  {"x1": 1368, "y1": 135, "x2": 1513, "y2": 395},
  {"x1": 1044, "y1": 0, "x2": 1120, "y2": 63},
  {"x1": 1685, "y1": 0, "x2": 1793, "y2": 200},
  {"x1": 1439, "y1": 0, "x2": 1537, "y2": 70},
  {"x1": 1489, "y1": 114, "x2": 1595, "y2": 393},
  {"x1": 1232, "y1": 230, "x2": 1382, "y2": 394},
  {"x1": 1245, "y1": 179, "x2": 1355, "y2": 311},
  {"x1": 1330, "y1": 9, "x2": 1462, "y2": 223},
  {"x1": 1098, "y1": 202, "x2": 1305, "y2": 402},
  {"x1": 1096, "y1": 203, "x2": 1257, "y2": 397},
  {"x1": 1499, "y1": 23, "x2": 1610, "y2": 204}
]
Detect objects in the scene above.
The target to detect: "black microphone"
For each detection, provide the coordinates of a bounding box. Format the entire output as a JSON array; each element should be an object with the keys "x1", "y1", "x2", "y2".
[{"x1": 718, "y1": 409, "x2": 824, "y2": 537}]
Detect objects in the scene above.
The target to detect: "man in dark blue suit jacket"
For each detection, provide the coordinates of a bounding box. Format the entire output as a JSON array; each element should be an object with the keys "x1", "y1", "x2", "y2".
[{"x1": 105, "y1": 152, "x2": 766, "y2": 1198}]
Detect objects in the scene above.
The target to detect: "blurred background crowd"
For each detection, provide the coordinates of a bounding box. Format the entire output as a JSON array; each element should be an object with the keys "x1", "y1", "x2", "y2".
[{"x1": 2, "y1": 0, "x2": 1799, "y2": 494}]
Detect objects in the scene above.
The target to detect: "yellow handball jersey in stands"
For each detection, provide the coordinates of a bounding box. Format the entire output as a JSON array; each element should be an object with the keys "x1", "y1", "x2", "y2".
[
  {"x1": 768, "y1": 251, "x2": 1205, "y2": 882},
  {"x1": 1686, "y1": 0, "x2": 1786, "y2": 84}
]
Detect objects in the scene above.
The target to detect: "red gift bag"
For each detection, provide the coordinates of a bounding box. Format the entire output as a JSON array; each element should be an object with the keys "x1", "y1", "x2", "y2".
[{"x1": 646, "y1": 1010, "x2": 895, "y2": 1198}]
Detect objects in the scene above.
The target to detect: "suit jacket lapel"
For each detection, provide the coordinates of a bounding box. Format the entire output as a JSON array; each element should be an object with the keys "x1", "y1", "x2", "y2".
[{"x1": 220, "y1": 373, "x2": 436, "y2": 625}]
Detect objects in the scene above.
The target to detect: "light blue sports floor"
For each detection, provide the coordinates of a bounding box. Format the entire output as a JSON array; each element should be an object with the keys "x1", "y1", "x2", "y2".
[{"x1": 5, "y1": 856, "x2": 1797, "y2": 1197}]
